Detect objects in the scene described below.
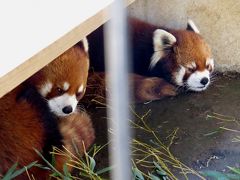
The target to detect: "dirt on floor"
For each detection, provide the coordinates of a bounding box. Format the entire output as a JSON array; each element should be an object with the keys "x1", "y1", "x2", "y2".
[{"x1": 85, "y1": 72, "x2": 240, "y2": 179}]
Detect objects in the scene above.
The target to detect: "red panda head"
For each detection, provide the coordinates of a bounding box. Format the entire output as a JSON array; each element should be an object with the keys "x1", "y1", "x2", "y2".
[
  {"x1": 29, "y1": 38, "x2": 89, "y2": 117},
  {"x1": 149, "y1": 20, "x2": 214, "y2": 92}
]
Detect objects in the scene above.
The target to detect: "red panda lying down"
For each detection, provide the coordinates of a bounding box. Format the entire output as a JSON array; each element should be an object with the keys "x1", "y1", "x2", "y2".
[
  {"x1": 87, "y1": 18, "x2": 214, "y2": 102},
  {"x1": 0, "y1": 39, "x2": 95, "y2": 179},
  {"x1": 130, "y1": 18, "x2": 214, "y2": 92}
]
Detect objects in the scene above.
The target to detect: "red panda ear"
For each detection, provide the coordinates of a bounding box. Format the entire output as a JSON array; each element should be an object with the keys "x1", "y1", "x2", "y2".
[
  {"x1": 153, "y1": 29, "x2": 176, "y2": 52},
  {"x1": 77, "y1": 37, "x2": 89, "y2": 52},
  {"x1": 149, "y1": 29, "x2": 176, "y2": 69},
  {"x1": 187, "y1": 19, "x2": 200, "y2": 34}
]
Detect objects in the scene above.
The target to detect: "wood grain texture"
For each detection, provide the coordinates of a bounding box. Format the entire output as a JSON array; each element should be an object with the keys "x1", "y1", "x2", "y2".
[{"x1": 0, "y1": 0, "x2": 135, "y2": 98}]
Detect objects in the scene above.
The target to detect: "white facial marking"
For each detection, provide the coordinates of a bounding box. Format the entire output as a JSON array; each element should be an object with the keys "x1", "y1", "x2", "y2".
[
  {"x1": 187, "y1": 70, "x2": 210, "y2": 91},
  {"x1": 63, "y1": 82, "x2": 70, "y2": 91},
  {"x1": 174, "y1": 65, "x2": 186, "y2": 86},
  {"x1": 39, "y1": 82, "x2": 53, "y2": 97},
  {"x1": 149, "y1": 29, "x2": 176, "y2": 69},
  {"x1": 206, "y1": 58, "x2": 214, "y2": 70},
  {"x1": 78, "y1": 84, "x2": 84, "y2": 93},
  {"x1": 186, "y1": 62, "x2": 197, "y2": 69},
  {"x1": 48, "y1": 93, "x2": 78, "y2": 117}
]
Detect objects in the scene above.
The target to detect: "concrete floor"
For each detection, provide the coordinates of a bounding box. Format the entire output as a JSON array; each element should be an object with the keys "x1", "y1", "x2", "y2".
[
  {"x1": 134, "y1": 73, "x2": 240, "y2": 177},
  {"x1": 87, "y1": 73, "x2": 240, "y2": 179}
]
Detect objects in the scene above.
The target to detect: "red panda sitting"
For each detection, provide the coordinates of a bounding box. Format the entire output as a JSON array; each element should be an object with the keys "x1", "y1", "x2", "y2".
[
  {"x1": 0, "y1": 38, "x2": 95, "y2": 179},
  {"x1": 88, "y1": 18, "x2": 214, "y2": 102}
]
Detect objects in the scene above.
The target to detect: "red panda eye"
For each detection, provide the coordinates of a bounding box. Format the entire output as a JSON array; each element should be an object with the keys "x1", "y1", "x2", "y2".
[
  {"x1": 76, "y1": 92, "x2": 82, "y2": 98},
  {"x1": 206, "y1": 64, "x2": 213, "y2": 72},
  {"x1": 56, "y1": 87, "x2": 64, "y2": 95},
  {"x1": 187, "y1": 67, "x2": 195, "y2": 73},
  {"x1": 206, "y1": 64, "x2": 211, "y2": 70}
]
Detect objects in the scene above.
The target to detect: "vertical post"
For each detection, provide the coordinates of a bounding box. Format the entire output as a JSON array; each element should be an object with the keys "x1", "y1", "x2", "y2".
[{"x1": 104, "y1": 0, "x2": 131, "y2": 180}]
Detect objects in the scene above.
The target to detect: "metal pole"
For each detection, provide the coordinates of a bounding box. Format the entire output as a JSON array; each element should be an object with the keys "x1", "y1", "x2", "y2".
[{"x1": 104, "y1": 0, "x2": 131, "y2": 179}]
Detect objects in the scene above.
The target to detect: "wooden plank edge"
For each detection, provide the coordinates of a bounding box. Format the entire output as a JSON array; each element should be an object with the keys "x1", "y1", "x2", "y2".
[{"x1": 0, "y1": 0, "x2": 135, "y2": 98}]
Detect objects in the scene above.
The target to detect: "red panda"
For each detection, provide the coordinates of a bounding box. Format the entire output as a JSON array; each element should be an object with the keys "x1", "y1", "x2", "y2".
[
  {"x1": 88, "y1": 18, "x2": 214, "y2": 97},
  {"x1": 130, "y1": 18, "x2": 214, "y2": 92},
  {"x1": 0, "y1": 38, "x2": 95, "y2": 179},
  {"x1": 27, "y1": 38, "x2": 90, "y2": 117}
]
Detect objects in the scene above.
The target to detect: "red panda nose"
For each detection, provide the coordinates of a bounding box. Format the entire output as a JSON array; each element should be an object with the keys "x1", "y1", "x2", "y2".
[
  {"x1": 62, "y1": 106, "x2": 73, "y2": 114},
  {"x1": 200, "y1": 77, "x2": 209, "y2": 85}
]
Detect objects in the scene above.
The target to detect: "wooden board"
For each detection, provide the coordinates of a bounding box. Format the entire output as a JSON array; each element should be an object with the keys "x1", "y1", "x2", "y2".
[{"x1": 0, "y1": 0, "x2": 135, "y2": 98}]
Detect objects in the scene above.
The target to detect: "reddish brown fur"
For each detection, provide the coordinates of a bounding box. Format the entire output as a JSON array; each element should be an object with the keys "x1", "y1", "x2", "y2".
[
  {"x1": 83, "y1": 72, "x2": 176, "y2": 104},
  {"x1": 53, "y1": 111, "x2": 95, "y2": 173},
  {"x1": 29, "y1": 45, "x2": 89, "y2": 100},
  {"x1": 0, "y1": 86, "x2": 48, "y2": 179},
  {"x1": 59, "y1": 112, "x2": 95, "y2": 155},
  {"x1": 170, "y1": 30, "x2": 211, "y2": 71},
  {"x1": 132, "y1": 74, "x2": 176, "y2": 102},
  {"x1": 0, "y1": 44, "x2": 94, "y2": 179},
  {"x1": 88, "y1": 18, "x2": 212, "y2": 101},
  {"x1": 128, "y1": 18, "x2": 212, "y2": 81}
]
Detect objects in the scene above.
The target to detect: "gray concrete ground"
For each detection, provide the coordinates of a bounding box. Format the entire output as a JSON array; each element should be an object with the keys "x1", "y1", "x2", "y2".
[
  {"x1": 88, "y1": 73, "x2": 240, "y2": 179},
  {"x1": 134, "y1": 73, "x2": 240, "y2": 177}
]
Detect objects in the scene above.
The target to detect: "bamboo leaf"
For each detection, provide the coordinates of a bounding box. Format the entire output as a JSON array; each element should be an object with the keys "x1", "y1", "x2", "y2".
[
  {"x1": 2, "y1": 163, "x2": 18, "y2": 180},
  {"x1": 63, "y1": 164, "x2": 71, "y2": 177},
  {"x1": 153, "y1": 161, "x2": 167, "y2": 176},
  {"x1": 96, "y1": 166, "x2": 114, "y2": 175},
  {"x1": 89, "y1": 155, "x2": 96, "y2": 172},
  {"x1": 132, "y1": 167, "x2": 144, "y2": 180},
  {"x1": 11, "y1": 161, "x2": 38, "y2": 179},
  {"x1": 156, "y1": 170, "x2": 167, "y2": 176},
  {"x1": 201, "y1": 170, "x2": 230, "y2": 180},
  {"x1": 34, "y1": 148, "x2": 64, "y2": 178},
  {"x1": 228, "y1": 166, "x2": 240, "y2": 175},
  {"x1": 149, "y1": 173, "x2": 161, "y2": 180}
]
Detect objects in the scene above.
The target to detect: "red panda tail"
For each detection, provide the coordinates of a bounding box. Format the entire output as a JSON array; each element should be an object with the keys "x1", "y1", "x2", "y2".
[{"x1": 54, "y1": 111, "x2": 95, "y2": 172}]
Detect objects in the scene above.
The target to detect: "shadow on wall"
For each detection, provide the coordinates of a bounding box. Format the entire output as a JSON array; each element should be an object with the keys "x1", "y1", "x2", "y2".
[{"x1": 128, "y1": 0, "x2": 240, "y2": 72}]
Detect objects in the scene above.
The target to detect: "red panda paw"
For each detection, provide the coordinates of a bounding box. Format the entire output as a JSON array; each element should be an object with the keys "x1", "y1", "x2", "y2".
[
  {"x1": 134, "y1": 76, "x2": 177, "y2": 102},
  {"x1": 59, "y1": 111, "x2": 95, "y2": 155}
]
